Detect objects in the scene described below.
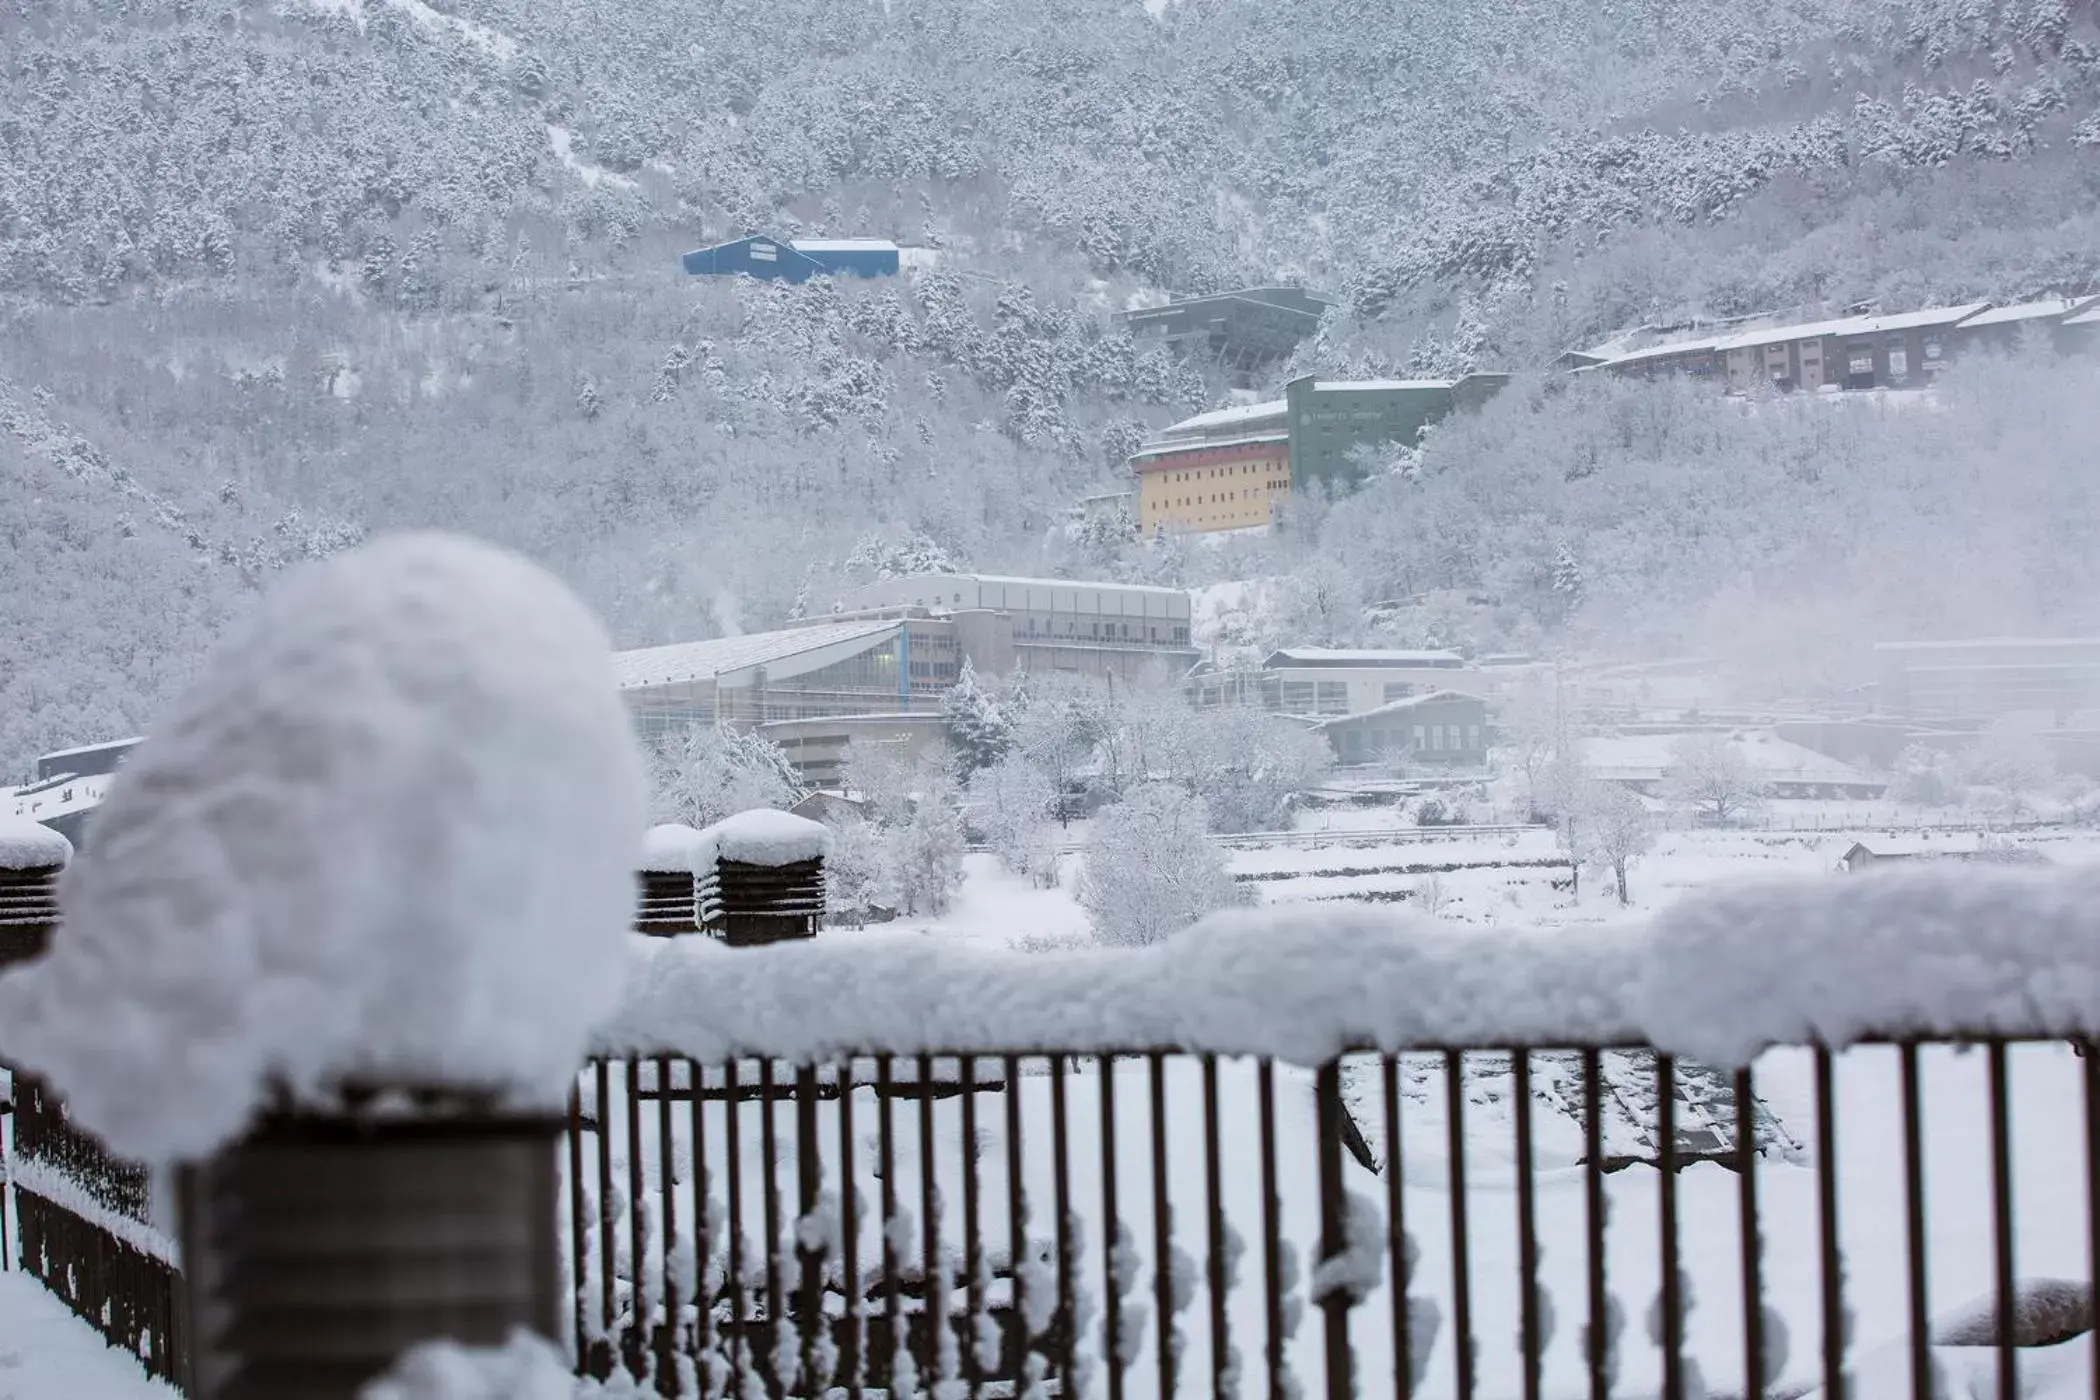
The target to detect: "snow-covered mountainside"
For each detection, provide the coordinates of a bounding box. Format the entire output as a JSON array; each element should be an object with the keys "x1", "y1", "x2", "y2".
[{"x1": 3, "y1": 0, "x2": 2098, "y2": 773}]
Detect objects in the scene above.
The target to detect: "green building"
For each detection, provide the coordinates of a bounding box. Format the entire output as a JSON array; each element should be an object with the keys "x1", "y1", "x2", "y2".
[{"x1": 1283, "y1": 372, "x2": 1511, "y2": 490}]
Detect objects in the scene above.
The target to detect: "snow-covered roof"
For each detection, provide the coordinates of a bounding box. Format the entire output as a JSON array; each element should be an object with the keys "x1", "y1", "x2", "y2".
[
  {"x1": 2064, "y1": 304, "x2": 2100, "y2": 328},
  {"x1": 1161, "y1": 400, "x2": 1288, "y2": 434},
  {"x1": 708, "y1": 809, "x2": 832, "y2": 867},
  {"x1": 1265, "y1": 647, "x2": 1467, "y2": 669},
  {"x1": 1956, "y1": 297, "x2": 2096, "y2": 329},
  {"x1": 1131, "y1": 430, "x2": 1290, "y2": 460},
  {"x1": 1598, "y1": 337, "x2": 1720, "y2": 368},
  {"x1": 616, "y1": 619, "x2": 900, "y2": 691},
  {"x1": 37, "y1": 736, "x2": 144, "y2": 765},
  {"x1": 0, "y1": 815, "x2": 71, "y2": 870},
  {"x1": 1708, "y1": 302, "x2": 1990, "y2": 352},
  {"x1": 640, "y1": 823, "x2": 710, "y2": 874},
  {"x1": 1313, "y1": 690, "x2": 1485, "y2": 727},
  {"x1": 1307, "y1": 378, "x2": 1459, "y2": 392},
  {"x1": 893, "y1": 572, "x2": 1187, "y2": 601},
  {"x1": 790, "y1": 238, "x2": 899, "y2": 253}
]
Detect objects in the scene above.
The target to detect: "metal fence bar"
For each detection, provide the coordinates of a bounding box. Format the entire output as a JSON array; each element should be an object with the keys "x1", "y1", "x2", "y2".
[
  {"x1": 1735, "y1": 1065, "x2": 1765, "y2": 1400},
  {"x1": 1900, "y1": 1045, "x2": 1930, "y2": 1400},
  {"x1": 1203, "y1": 1054, "x2": 1232, "y2": 1400},
  {"x1": 691, "y1": 1057, "x2": 717, "y2": 1393},
  {"x1": 657, "y1": 1054, "x2": 680, "y2": 1398},
  {"x1": 840, "y1": 1058, "x2": 863, "y2": 1400},
  {"x1": 1102, "y1": 1051, "x2": 1126, "y2": 1400},
  {"x1": 1051, "y1": 1054, "x2": 1076, "y2": 1394},
  {"x1": 761, "y1": 1058, "x2": 785, "y2": 1400},
  {"x1": 1258, "y1": 1058, "x2": 1287, "y2": 1400},
  {"x1": 726, "y1": 1056, "x2": 749, "y2": 1396},
  {"x1": 1989, "y1": 1041, "x2": 2018, "y2": 1400},
  {"x1": 878, "y1": 1055, "x2": 900, "y2": 1397},
  {"x1": 596, "y1": 1057, "x2": 616, "y2": 1375},
  {"x1": 918, "y1": 1052, "x2": 943, "y2": 1395},
  {"x1": 960, "y1": 1055, "x2": 985, "y2": 1400},
  {"x1": 1513, "y1": 1051, "x2": 1543, "y2": 1400},
  {"x1": 1149, "y1": 1050, "x2": 1176, "y2": 1400},
  {"x1": 1316, "y1": 1060, "x2": 1353, "y2": 1400},
  {"x1": 795, "y1": 1064, "x2": 824, "y2": 1400},
  {"x1": 1582, "y1": 1048, "x2": 1609, "y2": 1400},
  {"x1": 2086, "y1": 1044, "x2": 2100, "y2": 1400},
  {"x1": 1445, "y1": 1049, "x2": 1476, "y2": 1400},
  {"x1": 567, "y1": 1076, "x2": 587, "y2": 1368},
  {"x1": 1383, "y1": 1055, "x2": 1412, "y2": 1400},
  {"x1": 1815, "y1": 1046, "x2": 1846, "y2": 1400},
  {"x1": 626, "y1": 1054, "x2": 648, "y2": 1381},
  {"x1": 1002, "y1": 1052, "x2": 1029, "y2": 1392},
  {"x1": 1657, "y1": 1054, "x2": 1686, "y2": 1400}
]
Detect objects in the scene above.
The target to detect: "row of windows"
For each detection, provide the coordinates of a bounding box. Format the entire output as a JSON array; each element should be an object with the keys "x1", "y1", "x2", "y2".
[
  {"x1": 1336, "y1": 723, "x2": 1484, "y2": 756},
  {"x1": 1164, "y1": 460, "x2": 1280, "y2": 483},
  {"x1": 1020, "y1": 617, "x2": 1189, "y2": 645}
]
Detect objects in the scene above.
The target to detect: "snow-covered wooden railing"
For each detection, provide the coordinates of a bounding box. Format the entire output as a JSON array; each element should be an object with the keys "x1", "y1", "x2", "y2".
[{"x1": 571, "y1": 868, "x2": 2100, "y2": 1400}]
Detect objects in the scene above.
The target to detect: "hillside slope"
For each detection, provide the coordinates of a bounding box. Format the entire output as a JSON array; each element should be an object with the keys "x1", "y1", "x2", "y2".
[{"x1": 1, "y1": 0, "x2": 2097, "y2": 772}]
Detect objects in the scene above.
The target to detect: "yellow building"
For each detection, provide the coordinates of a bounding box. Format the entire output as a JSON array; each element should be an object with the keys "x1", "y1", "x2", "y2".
[{"x1": 1130, "y1": 400, "x2": 1291, "y2": 534}]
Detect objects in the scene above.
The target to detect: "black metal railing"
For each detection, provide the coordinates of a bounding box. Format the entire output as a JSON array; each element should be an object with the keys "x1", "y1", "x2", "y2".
[
  {"x1": 3, "y1": 1069, "x2": 190, "y2": 1387},
  {"x1": 565, "y1": 1040, "x2": 2100, "y2": 1400}
]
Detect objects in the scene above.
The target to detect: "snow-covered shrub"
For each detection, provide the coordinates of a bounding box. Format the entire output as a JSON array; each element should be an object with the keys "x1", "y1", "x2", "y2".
[{"x1": 1080, "y1": 785, "x2": 1245, "y2": 948}]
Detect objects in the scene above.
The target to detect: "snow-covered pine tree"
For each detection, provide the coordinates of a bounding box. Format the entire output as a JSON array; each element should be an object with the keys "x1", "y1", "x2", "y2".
[{"x1": 941, "y1": 658, "x2": 1017, "y2": 776}]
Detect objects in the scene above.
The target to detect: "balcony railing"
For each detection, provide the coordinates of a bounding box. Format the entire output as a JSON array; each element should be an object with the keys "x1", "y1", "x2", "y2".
[
  {"x1": 9, "y1": 867, "x2": 2100, "y2": 1399},
  {"x1": 558, "y1": 1038, "x2": 2098, "y2": 1400}
]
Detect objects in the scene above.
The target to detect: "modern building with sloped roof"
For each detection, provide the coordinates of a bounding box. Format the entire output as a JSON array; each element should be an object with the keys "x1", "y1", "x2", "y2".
[
  {"x1": 681, "y1": 234, "x2": 900, "y2": 282},
  {"x1": 1116, "y1": 287, "x2": 1333, "y2": 374}
]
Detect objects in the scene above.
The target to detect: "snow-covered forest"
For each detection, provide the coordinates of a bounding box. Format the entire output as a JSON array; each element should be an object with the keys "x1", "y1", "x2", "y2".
[{"x1": 4, "y1": 0, "x2": 2100, "y2": 772}]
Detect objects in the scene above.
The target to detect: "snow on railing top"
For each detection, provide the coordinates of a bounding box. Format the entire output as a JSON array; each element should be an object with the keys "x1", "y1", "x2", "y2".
[
  {"x1": 596, "y1": 864, "x2": 2100, "y2": 1067},
  {"x1": 639, "y1": 822, "x2": 709, "y2": 873},
  {"x1": 707, "y1": 808, "x2": 831, "y2": 867},
  {"x1": 0, "y1": 533, "x2": 647, "y2": 1163},
  {"x1": 0, "y1": 814, "x2": 70, "y2": 870}
]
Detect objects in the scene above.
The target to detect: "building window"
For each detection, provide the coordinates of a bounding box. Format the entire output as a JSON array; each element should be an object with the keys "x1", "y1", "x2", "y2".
[
  {"x1": 1383, "y1": 683, "x2": 1414, "y2": 702},
  {"x1": 1316, "y1": 682, "x2": 1348, "y2": 714},
  {"x1": 1413, "y1": 726, "x2": 1426, "y2": 749},
  {"x1": 1467, "y1": 725, "x2": 1482, "y2": 751},
  {"x1": 1889, "y1": 348, "x2": 1909, "y2": 378}
]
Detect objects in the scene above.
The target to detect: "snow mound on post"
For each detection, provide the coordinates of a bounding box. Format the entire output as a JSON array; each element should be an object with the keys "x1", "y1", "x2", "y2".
[
  {"x1": 358, "y1": 1327, "x2": 576, "y2": 1400},
  {"x1": 0, "y1": 816, "x2": 71, "y2": 870},
  {"x1": 0, "y1": 532, "x2": 647, "y2": 1163},
  {"x1": 1636, "y1": 865, "x2": 2100, "y2": 1066},
  {"x1": 640, "y1": 822, "x2": 711, "y2": 873},
  {"x1": 709, "y1": 808, "x2": 831, "y2": 867}
]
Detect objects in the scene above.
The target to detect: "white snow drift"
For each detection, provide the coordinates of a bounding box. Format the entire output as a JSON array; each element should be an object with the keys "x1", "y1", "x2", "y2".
[
  {"x1": 0, "y1": 532, "x2": 646, "y2": 1162},
  {"x1": 600, "y1": 864, "x2": 2100, "y2": 1064}
]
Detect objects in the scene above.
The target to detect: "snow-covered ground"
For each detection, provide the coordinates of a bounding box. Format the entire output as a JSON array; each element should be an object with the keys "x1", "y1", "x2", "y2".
[{"x1": 0, "y1": 1272, "x2": 179, "y2": 1398}]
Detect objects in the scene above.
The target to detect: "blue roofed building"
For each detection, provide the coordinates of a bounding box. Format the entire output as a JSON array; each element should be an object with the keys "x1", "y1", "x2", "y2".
[{"x1": 682, "y1": 234, "x2": 901, "y2": 283}]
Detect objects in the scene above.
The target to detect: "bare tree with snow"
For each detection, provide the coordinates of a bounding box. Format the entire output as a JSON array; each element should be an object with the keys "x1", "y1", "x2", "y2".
[
  {"x1": 1660, "y1": 733, "x2": 1767, "y2": 826},
  {"x1": 1570, "y1": 779, "x2": 1655, "y2": 905}
]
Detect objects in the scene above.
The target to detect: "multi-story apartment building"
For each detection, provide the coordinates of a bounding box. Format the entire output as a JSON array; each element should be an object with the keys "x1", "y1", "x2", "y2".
[{"x1": 1130, "y1": 374, "x2": 1511, "y2": 535}]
